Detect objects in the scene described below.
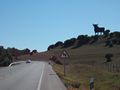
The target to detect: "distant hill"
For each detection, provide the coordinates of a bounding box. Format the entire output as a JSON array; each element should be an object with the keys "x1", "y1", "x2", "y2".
[
  {"x1": 40, "y1": 31, "x2": 120, "y2": 64},
  {"x1": 48, "y1": 31, "x2": 120, "y2": 51}
]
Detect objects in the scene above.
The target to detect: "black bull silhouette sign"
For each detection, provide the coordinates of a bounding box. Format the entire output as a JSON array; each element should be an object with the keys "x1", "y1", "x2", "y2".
[{"x1": 93, "y1": 24, "x2": 105, "y2": 35}]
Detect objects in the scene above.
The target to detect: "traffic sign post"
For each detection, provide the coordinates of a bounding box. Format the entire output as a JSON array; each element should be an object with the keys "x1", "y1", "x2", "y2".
[
  {"x1": 60, "y1": 50, "x2": 69, "y2": 76},
  {"x1": 63, "y1": 58, "x2": 66, "y2": 76}
]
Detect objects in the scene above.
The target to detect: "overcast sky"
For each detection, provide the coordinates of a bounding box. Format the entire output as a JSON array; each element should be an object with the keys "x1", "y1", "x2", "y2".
[{"x1": 0, "y1": 0, "x2": 120, "y2": 51}]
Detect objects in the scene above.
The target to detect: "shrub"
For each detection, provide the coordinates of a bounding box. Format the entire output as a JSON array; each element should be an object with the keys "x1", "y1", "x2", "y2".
[
  {"x1": 105, "y1": 53, "x2": 113, "y2": 63},
  {"x1": 55, "y1": 41, "x2": 63, "y2": 47},
  {"x1": 47, "y1": 44, "x2": 55, "y2": 51},
  {"x1": 104, "y1": 30, "x2": 110, "y2": 37},
  {"x1": 62, "y1": 38, "x2": 76, "y2": 48}
]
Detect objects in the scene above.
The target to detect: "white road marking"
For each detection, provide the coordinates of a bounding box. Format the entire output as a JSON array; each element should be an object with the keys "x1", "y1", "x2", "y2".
[{"x1": 37, "y1": 63, "x2": 45, "y2": 90}]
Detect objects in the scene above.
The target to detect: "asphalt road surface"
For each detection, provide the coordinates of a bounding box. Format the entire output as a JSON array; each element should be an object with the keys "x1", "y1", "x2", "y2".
[{"x1": 0, "y1": 61, "x2": 66, "y2": 90}]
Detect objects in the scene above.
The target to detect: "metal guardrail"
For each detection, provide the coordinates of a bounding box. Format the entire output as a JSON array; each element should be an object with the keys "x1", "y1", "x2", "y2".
[{"x1": 8, "y1": 61, "x2": 25, "y2": 67}]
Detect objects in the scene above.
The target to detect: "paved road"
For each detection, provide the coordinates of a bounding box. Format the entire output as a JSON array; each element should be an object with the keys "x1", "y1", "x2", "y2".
[{"x1": 0, "y1": 61, "x2": 66, "y2": 90}]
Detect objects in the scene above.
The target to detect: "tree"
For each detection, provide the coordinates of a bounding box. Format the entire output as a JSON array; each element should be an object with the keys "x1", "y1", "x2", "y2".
[
  {"x1": 23, "y1": 48, "x2": 31, "y2": 55},
  {"x1": 0, "y1": 46, "x2": 4, "y2": 49},
  {"x1": 32, "y1": 49, "x2": 37, "y2": 53},
  {"x1": 48, "y1": 44, "x2": 55, "y2": 51},
  {"x1": 62, "y1": 38, "x2": 76, "y2": 48},
  {"x1": 0, "y1": 50, "x2": 13, "y2": 66},
  {"x1": 10, "y1": 48, "x2": 20, "y2": 59},
  {"x1": 0, "y1": 46, "x2": 4, "y2": 55},
  {"x1": 77, "y1": 35, "x2": 85, "y2": 40},
  {"x1": 75, "y1": 35, "x2": 90, "y2": 47},
  {"x1": 30, "y1": 49, "x2": 37, "y2": 55},
  {"x1": 55, "y1": 41, "x2": 63, "y2": 47}
]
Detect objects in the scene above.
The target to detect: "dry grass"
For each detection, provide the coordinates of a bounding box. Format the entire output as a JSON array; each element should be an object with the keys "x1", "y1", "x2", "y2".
[{"x1": 53, "y1": 63, "x2": 120, "y2": 90}]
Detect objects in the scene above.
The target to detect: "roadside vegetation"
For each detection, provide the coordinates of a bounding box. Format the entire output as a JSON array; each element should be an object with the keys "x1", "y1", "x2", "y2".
[
  {"x1": 53, "y1": 63, "x2": 120, "y2": 90},
  {"x1": 48, "y1": 31, "x2": 120, "y2": 90},
  {"x1": 0, "y1": 46, "x2": 37, "y2": 66}
]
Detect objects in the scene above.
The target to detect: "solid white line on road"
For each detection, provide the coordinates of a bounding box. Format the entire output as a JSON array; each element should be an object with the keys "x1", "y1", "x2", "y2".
[{"x1": 37, "y1": 63, "x2": 45, "y2": 90}]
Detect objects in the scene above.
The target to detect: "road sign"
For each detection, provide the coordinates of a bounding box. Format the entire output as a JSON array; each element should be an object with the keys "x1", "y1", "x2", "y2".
[
  {"x1": 60, "y1": 50, "x2": 69, "y2": 76},
  {"x1": 60, "y1": 50, "x2": 69, "y2": 59}
]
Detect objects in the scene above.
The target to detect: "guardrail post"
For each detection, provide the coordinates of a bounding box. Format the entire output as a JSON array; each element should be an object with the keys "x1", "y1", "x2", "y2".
[{"x1": 90, "y1": 77, "x2": 94, "y2": 90}]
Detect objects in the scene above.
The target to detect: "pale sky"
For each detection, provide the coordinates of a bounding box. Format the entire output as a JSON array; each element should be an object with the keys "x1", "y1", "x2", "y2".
[{"x1": 0, "y1": 0, "x2": 120, "y2": 51}]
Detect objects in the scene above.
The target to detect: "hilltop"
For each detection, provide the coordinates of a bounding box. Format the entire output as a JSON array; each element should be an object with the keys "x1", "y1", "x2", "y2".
[{"x1": 46, "y1": 31, "x2": 120, "y2": 63}]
